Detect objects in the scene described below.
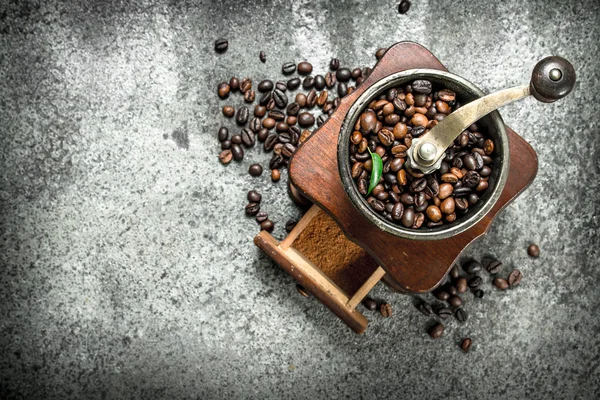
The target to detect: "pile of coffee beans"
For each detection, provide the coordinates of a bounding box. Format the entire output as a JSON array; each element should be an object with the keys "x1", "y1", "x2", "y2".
[
  {"x1": 348, "y1": 80, "x2": 496, "y2": 229},
  {"x1": 216, "y1": 45, "x2": 379, "y2": 233},
  {"x1": 413, "y1": 256, "x2": 523, "y2": 351}
]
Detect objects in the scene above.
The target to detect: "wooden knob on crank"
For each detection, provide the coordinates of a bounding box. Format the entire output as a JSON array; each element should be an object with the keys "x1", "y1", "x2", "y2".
[{"x1": 530, "y1": 56, "x2": 576, "y2": 103}]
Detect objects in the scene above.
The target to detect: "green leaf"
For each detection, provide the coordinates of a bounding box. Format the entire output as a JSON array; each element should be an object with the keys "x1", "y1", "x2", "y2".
[{"x1": 367, "y1": 148, "x2": 383, "y2": 196}]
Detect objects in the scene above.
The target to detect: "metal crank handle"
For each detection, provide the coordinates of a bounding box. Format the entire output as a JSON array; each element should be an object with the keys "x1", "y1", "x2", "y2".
[{"x1": 408, "y1": 56, "x2": 576, "y2": 174}]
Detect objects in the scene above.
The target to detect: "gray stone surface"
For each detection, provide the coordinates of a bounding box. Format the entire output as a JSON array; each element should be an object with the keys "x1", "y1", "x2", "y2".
[{"x1": 1, "y1": 0, "x2": 599, "y2": 399}]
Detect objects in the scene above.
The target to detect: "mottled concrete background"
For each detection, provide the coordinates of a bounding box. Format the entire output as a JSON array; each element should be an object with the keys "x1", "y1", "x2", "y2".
[{"x1": 1, "y1": 0, "x2": 599, "y2": 399}]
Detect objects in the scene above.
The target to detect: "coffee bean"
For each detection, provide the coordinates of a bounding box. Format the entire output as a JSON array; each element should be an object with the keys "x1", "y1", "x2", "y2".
[
  {"x1": 362, "y1": 297, "x2": 377, "y2": 311},
  {"x1": 463, "y1": 170, "x2": 481, "y2": 188},
  {"x1": 463, "y1": 154, "x2": 477, "y2": 170},
  {"x1": 306, "y1": 89, "x2": 317, "y2": 108},
  {"x1": 245, "y1": 202, "x2": 260, "y2": 216},
  {"x1": 217, "y1": 82, "x2": 230, "y2": 98},
  {"x1": 369, "y1": 198, "x2": 385, "y2": 212},
  {"x1": 463, "y1": 260, "x2": 482, "y2": 274},
  {"x1": 460, "y1": 338, "x2": 472, "y2": 352},
  {"x1": 260, "y1": 219, "x2": 274, "y2": 232},
  {"x1": 282, "y1": 62, "x2": 296, "y2": 75},
  {"x1": 336, "y1": 68, "x2": 351, "y2": 82},
  {"x1": 401, "y1": 207, "x2": 415, "y2": 227},
  {"x1": 231, "y1": 144, "x2": 244, "y2": 161},
  {"x1": 436, "y1": 306, "x2": 452, "y2": 320},
  {"x1": 235, "y1": 107, "x2": 249, "y2": 125},
  {"x1": 285, "y1": 219, "x2": 297, "y2": 233},
  {"x1": 455, "y1": 308, "x2": 467, "y2": 323},
  {"x1": 258, "y1": 91, "x2": 272, "y2": 106},
  {"x1": 380, "y1": 302, "x2": 392, "y2": 317},
  {"x1": 467, "y1": 276, "x2": 483, "y2": 290},
  {"x1": 241, "y1": 128, "x2": 255, "y2": 147},
  {"x1": 416, "y1": 301, "x2": 433, "y2": 316},
  {"x1": 259, "y1": 51, "x2": 266, "y2": 63},
  {"x1": 375, "y1": 48, "x2": 387, "y2": 60},
  {"x1": 493, "y1": 277, "x2": 509, "y2": 290},
  {"x1": 302, "y1": 77, "x2": 314, "y2": 90},
  {"x1": 275, "y1": 81, "x2": 286, "y2": 93},
  {"x1": 297, "y1": 61, "x2": 313, "y2": 75},
  {"x1": 282, "y1": 143, "x2": 296, "y2": 158},
  {"x1": 286, "y1": 78, "x2": 301, "y2": 91},
  {"x1": 486, "y1": 259, "x2": 503, "y2": 274},
  {"x1": 508, "y1": 269, "x2": 522, "y2": 287},
  {"x1": 434, "y1": 289, "x2": 450, "y2": 301},
  {"x1": 448, "y1": 295, "x2": 462, "y2": 308},
  {"x1": 217, "y1": 127, "x2": 229, "y2": 142},
  {"x1": 214, "y1": 38, "x2": 228, "y2": 52},
  {"x1": 256, "y1": 211, "x2": 268, "y2": 223},
  {"x1": 219, "y1": 149, "x2": 232, "y2": 164},
  {"x1": 484, "y1": 139, "x2": 495, "y2": 155},
  {"x1": 450, "y1": 265, "x2": 460, "y2": 279},
  {"x1": 240, "y1": 78, "x2": 252, "y2": 93},
  {"x1": 271, "y1": 169, "x2": 280, "y2": 182},
  {"x1": 222, "y1": 106, "x2": 234, "y2": 118},
  {"x1": 445, "y1": 284, "x2": 458, "y2": 297},
  {"x1": 272, "y1": 89, "x2": 288, "y2": 108},
  {"x1": 313, "y1": 74, "x2": 325, "y2": 90},
  {"x1": 249, "y1": 118, "x2": 261, "y2": 132},
  {"x1": 429, "y1": 323, "x2": 444, "y2": 338},
  {"x1": 473, "y1": 289, "x2": 484, "y2": 298},
  {"x1": 528, "y1": 243, "x2": 540, "y2": 258},
  {"x1": 221, "y1": 140, "x2": 231, "y2": 150},
  {"x1": 275, "y1": 122, "x2": 289, "y2": 133},
  {"x1": 325, "y1": 72, "x2": 337, "y2": 88},
  {"x1": 257, "y1": 80, "x2": 274, "y2": 92},
  {"x1": 298, "y1": 112, "x2": 315, "y2": 127},
  {"x1": 325, "y1": 58, "x2": 338, "y2": 71},
  {"x1": 247, "y1": 190, "x2": 262, "y2": 203},
  {"x1": 391, "y1": 202, "x2": 404, "y2": 221},
  {"x1": 411, "y1": 178, "x2": 427, "y2": 192},
  {"x1": 264, "y1": 132, "x2": 279, "y2": 151},
  {"x1": 455, "y1": 277, "x2": 467, "y2": 293},
  {"x1": 248, "y1": 163, "x2": 263, "y2": 177},
  {"x1": 317, "y1": 91, "x2": 328, "y2": 107},
  {"x1": 412, "y1": 79, "x2": 432, "y2": 94}
]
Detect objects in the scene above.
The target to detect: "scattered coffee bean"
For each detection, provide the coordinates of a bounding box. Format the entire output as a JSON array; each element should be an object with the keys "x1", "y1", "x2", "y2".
[
  {"x1": 247, "y1": 190, "x2": 262, "y2": 203},
  {"x1": 287, "y1": 78, "x2": 301, "y2": 90},
  {"x1": 493, "y1": 277, "x2": 509, "y2": 290},
  {"x1": 273, "y1": 89, "x2": 288, "y2": 108},
  {"x1": 473, "y1": 289, "x2": 484, "y2": 298},
  {"x1": 436, "y1": 307, "x2": 452, "y2": 320},
  {"x1": 245, "y1": 202, "x2": 260, "y2": 216},
  {"x1": 298, "y1": 112, "x2": 315, "y2": 127},
  {"x1": 257, "y1": 80, "x2": 274, "y2": 92},
  {"x1": 275, "y1": 81, "x2": 287, "y2": 92},
  {"x1": 455, "y1": 277, "x2": 468, "y2": 293},
  {"x1": 434, "y1": 289, "x2": 450, "y2": 301},
  {"x1": 259, "y1": 51, "x2": 266, "y2": 63},
  {"x1": 375, "y1": 47, "x2": 387, "y2": 60},
  {"x1": 398, "y1": 0, "x2": 411, "y2": 14},
  {"x1": 467, "y1": 276, "x2": 483, "y2": 290},
  {"x1": 217, "y1": 126, "x2": 229, "y2": 142},
  {"x1": 455, "y1": 308, "x2": 467, "y2": 322},
  {"x1": 249, "y1": 163, "x2": 263, "y2": 177},
  {"x1": 460, "y1": 337, "x2": 472, "y2": 352},
  {"x1": 330, "y1": 58, "x2": 340, "y2": 71},
  {"x1": 285, "y1": 219, "x2": 297, "y2": 233},
  {"x1": 217, "y1": 82, "x2": 230, "y2": 98},
  {"x1": 255, "y1": 211, "x2": 268, "y2": 223},
  {"x1": 380, "y1": 303, "x2": 392, "y2": 318},
  {"x1": 463, "y1": 260, "x2": 482, "y2": 274},
  {"x1": 336, "y1": 68, "x2": 351, "y2": 82},
  {"x1": 231, "y1": 144, "x2": 244, "y2": 161},
  {"x1": 486, "y1": 259, "x2": 503, "y2": 274},
  {"x1": 528, "y1": 243, "x2": 540, "y2": 258},
  {"x1": 508, "y1": 269, "x2": 522, "y2": 287},
  {"x1": 302, "y1": 76, "x2": 314, "y2": 89},
  {"x1": 222, "y1": 106, "x2": 234, "y2": 118},
  {"x1": 214, "y1": 38, "x2": 228, "y2": 53},
  {"x1": 417, "y1": 301, "x2": 433, "y2": 316},
  {"x1": 219, "y1": 149, "x2": 232, "y2": 164},
  {"x1": 260, "y1": 219, "x2": 274, "y2": 232},
  {"x1": 450, "y1": 265, "x2": 460, "y2": 279},
  {"x1": 282, "y1": 62, "x2": 296, "y2": 75},
  {"x1": 235, "y1": 106, "x2": 249, "y2": 125},
  {"x1": 271, "y1": 169, "x2": 281, "y2": 182},
  {"x1": 296, "y1": 284, "x2": 309, "y2": 298},
  {"x1": 429, "y1": 323, "x2": 444, "y2": 338},
  {"x1": 297, "y1": 61, "x2": 313, "y2": 75},
  {"x1": 314, "y1": 74, "x2": 325, "y2": 90},
  {"x1": 445, "y1": 284, "x2": 458, "y2": 296},
  {"x1": 362, "y1": 297, "x2": 378, "y2": 311},
  {"x1": 448, "y1": 295, "x2": 462, "y2": 308}
]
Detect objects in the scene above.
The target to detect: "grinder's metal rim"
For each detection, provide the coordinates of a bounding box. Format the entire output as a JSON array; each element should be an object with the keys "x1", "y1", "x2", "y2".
[{"x1": 337, "y1": 69, "x2": 510, "y2": 241}]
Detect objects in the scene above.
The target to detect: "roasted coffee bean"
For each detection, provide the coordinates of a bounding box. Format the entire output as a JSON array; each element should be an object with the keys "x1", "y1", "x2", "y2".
[
  {"x1": 436, "y1": 307, "x2": 452, "y2": 319},
  {"x1": 247, "y1": 190, "x2": 262, "y2": 203},
  {"x1": 369, "y1": 199, "x2": 385, "y2": 212},
  {"x1": 229, "y1": 77, "x2": 240, "y2": 92},
  {"x1": 448, "y1": 295, "x2": 462, "y2": 307},
  {"x1": 416, "y1": 301, "x2": 433, "y2": 316},
  {"x1": 214, "y1": 38, "x2": 228, "y2": 52},
  {"x1": 492, "y1": 277, "x2": 509, "y2": 290},
  {"x1": 463, "y1": 260, "x2": 482, "y2": 274},
  {"x1": 486, "y1": 259, "x2": 503, "y2": 274},
  {"x1": 401, "y1": 207, "x2": 415, "y2": 227},
  {"x1": 468, "y1": 276, "x2": 483, "y2": 290},
  {"x1": 286, "y1": 78, "x2": 301, "y2": 91},
  {"x1": 398, "y1": 0, "x2": 411, "y2": 14},
  {"x1": 248, "y1": 163, "x2": 263, "y2": 177},
  {"x1": 217, "y1": 82, "x2": 230, "y2": 98},
  {"x1": 264, "y1": 133, "x2": 278, "y2": 151},
  {"x1": 273, "y1": 89, "x2": 288, "y2": 108},
  {"x1": 274, "y1": 82, "x2": 286, "y2": 93},
  {"x1": 460, "y1": 337, "x2": 472, "y2": 352},
  {"x1": 302, "y1": 76, "x2": 314, "y2": 90},
  {"x1": 236, "y1": 106, "x2": 249, "y2": 125},
  {"x1": 411, "y1": 178, "x2": 427, "y2": 193},
  {"x1": 275, "y1": 122, "x2": 289, "y2": 133},
  {"x1": 249, "y1": 118, "x2": 261, "y2": 132},
  {"x1": 528, "y1": 243, "x2": 540, "y2": 258},
  {"x1": 282, "y1": 143, "x2": 296, "y2": 158},
  {"x1": 350, "y1": 68, "x2": 361, "y2": 80},
  {"x1": 429, "y1": 323, "x2": 444, "y2": 339},
  {"x1": 222, "y1": 106, "x2": 235, "y2": 118},
  {"x1": 338, "y1": 82, "x2": 348, "y2": 97},
  {"x1": 231, "y1": 144, "x2": 244, "y2": 161},
  {"x1": 297, "y1": 112, "x2": 315, "y2": 127},
  {"x1": 473, "y1": 289, "x2": 484, "y2": 298},
  {"x1": 284, "y1": 219, "x2": 297, "y2": 233},
  {"x1": 378, "y1": 129, "x2": 395, "y2": 146},
  {"x1": 328, "y1": 58, "x2": 340, "y2": 71},
  {"x1": 380, "y1": 303, "x2": 392, "y2": 318},
  {"x1": 255, "y1": 211, "x2": 268, "y2": 223},
  {"x1": 455, "y1": 308, "x2": 467, "y2": 323},
  {"x1": 245, "y1": 202, "x2": 260, "y2": 216},
  {"x1": 257, "y1": 80, "x2": 274, "y2": 92},
  {"x1": 217, "y1": 127, "x2": 229, "y2": 142},
  {"x1": 450, "y1": 265, "x2": 460, "y2": 279},
  {"x1": 412, "y1": 79, "x2": 432, "y2": 94},
  {"x1": 362, "y1": 297, "x2": 377, "y2": 311},
  {"x1": 446, "y1": 284, "x2": 458, "y2": 296},
  {"x1": 282, "y1": 62, "x2": 296, "y2": 75},
  {"x1": 434, "y1": 289, "x2": 450, "y2": 301},
  {"x1": 484, "y1": 139, "x2": 495, "y2": 154},
  {"x1": 463, "y1": 154, "x2": 477, "y2": 170},
  {"x1": 375, "y1": 47, "x2": 387, "y2": 60},
  {"x1": 259, "y1": 91, "x2": 272, "y2": 106},
  {"x1": 317, "y1": 91, "x2": 328, "y2": 107},
  {"x1": 306, "y1": 89, "x2": 317, "y2": 108},
  {"x1": 463, "y1": 171, "x2": 481, "y2": 188},
  {"x1": 336, "y1": 68, "x2": 352, "y2": 82},
  {"x1": 241, "y1": 128, "x2": 255, "y2": 147},
  {"x1": 313, "y1": 74, "x2": 325, "y2": 90},
  {"x1": 391, "y1": 202, "x2": 404, "y2": 221},
  {"x1": 454, "y1": 187, "x2": 473, "y2": 197},
  {"x1": 240, "y1": 78, "x2": 252, "y2": 93},
  {"x1": 254, "y1": 105, "x2": 266, "y2": 118},
  {"x1": 260, "y1": 219, "x2": 274, "y2": 232},
  {"x1": 286, "y1": 102, "x2": 300, "y2": 116},
  {"x1": 455, "y1": 198, "x2": 469, "y2": 210},
  {"x1": 258, "y1": 50, "x2": 266, "y2": 63},
  {"x1": 271, "y1": 169, "x2": 281, "y2": 182},
  {"x1": 325, "y1": 72, "x2": 336, "y2": 89},
  {"x1": 508, "y1": 269, "x2": 522, "y2": 287},
  {"x1": 297, "y1": 61, "x2": 313, "y2": 75},
  {"x1": 317, "y1": 115, "x2": 328, "y2": 127},
  {"x1": 455, "y1": 277, "x2": 468, "y2": 293},
  {"x1": 219, "y1": 149, "x2": 232, "y2": 164},
  {"x1": 221, "y1": 140, "x2": 231, "y2": 150}
]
